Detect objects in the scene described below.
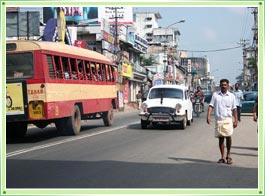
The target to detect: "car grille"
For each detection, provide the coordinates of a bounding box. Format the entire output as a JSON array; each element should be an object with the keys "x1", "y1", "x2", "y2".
[{"x1": 147, "y1": 107, "x2": 176, "y2": 114}]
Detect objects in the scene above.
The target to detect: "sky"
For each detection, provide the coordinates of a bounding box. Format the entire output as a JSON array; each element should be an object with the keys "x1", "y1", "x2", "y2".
[{"x1": 134, "y1": 6, "x2": 255, "y2": 85}]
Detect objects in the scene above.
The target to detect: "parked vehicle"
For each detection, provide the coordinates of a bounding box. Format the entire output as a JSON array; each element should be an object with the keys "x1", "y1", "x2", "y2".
[
  {"x1": 241, "y1": 91, "x2": 258, "y2": 113},
  {"x1": 139, "y1": 85, "x2": 193, "y2": 129}
]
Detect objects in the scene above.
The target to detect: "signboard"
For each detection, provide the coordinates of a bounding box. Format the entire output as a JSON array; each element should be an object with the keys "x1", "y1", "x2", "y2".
[
  {"x1": 153, "y1": 79, "x2": 163, "y2": 86},
  {"x1": 122, "y1": 63, "x2": 132, "y2": 78},
  {"x1": 187, "y1": 59, "x2": 191, "y2": 73},
  {"x1": 43, "y1": 7, "x2": 98, "y2": 25},
  {"x1": 6, "y1": 83, "x2": 25, "y2": 115},
  {"x1": 98, "y1": 7, "x2": 133, "y2": 25},
  {"x1": 102, "y1": 30, "x2": 114, "y2": 44},
  {"x1": 74, "y1": 40, "x2": 90, "y2": 49},
  {"x1": 152, "y1": 73, "x2": 164, "y2": 86},
  {"x1": 118, "y1": 91, "x2": 124, "y2": 110}
]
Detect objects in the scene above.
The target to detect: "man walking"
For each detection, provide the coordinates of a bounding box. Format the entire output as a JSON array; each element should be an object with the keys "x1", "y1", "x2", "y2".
[
  {"x1": 207, "y1": 79, "x2": 238, "y2": 164},
  {"x1": 136, "y1": 90, "x2": 142, "y2": 110},
  {"x1": 234, "y1": 83, "x2": 244, "y2": 122}
]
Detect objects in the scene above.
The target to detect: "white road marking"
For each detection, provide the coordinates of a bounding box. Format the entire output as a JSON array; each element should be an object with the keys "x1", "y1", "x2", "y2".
[{"x1": 7, "y1": 121, "x2": 139, "y2": 158}]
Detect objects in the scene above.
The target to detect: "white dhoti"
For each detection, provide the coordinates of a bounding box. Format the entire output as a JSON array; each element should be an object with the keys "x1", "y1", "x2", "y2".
[{"x1": 215, "y1": 118, "x2": 233, "y2": 137}]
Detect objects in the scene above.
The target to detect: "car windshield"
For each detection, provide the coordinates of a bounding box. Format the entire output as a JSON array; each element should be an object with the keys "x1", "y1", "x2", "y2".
[
  {"x1": 244, "y1": 92, "x2": 257, "y2": 101},
  {"x1": 149, "y1": 88, "x2": 183, "y2": 99}
]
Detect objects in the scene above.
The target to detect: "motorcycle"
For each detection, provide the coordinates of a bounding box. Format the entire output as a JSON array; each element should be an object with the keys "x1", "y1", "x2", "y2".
[{"x1": 193, "y1": 97, "x2": 203, "y2": 117}]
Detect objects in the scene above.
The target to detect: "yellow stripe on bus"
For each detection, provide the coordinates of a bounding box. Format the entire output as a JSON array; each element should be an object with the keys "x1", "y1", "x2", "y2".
[{"x1": 27, "y1": 83, "x2": 117, "y2": 102}]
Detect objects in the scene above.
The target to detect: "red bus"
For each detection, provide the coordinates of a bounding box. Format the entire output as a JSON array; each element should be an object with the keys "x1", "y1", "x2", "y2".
[{"x1": 6, "y1": 40, "x2": 118, "y2": 138}]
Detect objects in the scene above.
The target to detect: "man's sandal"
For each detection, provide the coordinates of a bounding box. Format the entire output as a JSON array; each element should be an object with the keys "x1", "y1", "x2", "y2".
[
  {"x1": 217, "y1": 158, "x2": 226, "y2": 163},
  {"x1": 226, "y1": 157, "x2": 233, "y2": 164}
]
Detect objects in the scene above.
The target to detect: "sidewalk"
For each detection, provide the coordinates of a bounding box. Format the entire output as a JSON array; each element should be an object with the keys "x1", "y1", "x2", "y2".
[{"x1": 116, "y1": 104, "x2": 140, "y2": 113}]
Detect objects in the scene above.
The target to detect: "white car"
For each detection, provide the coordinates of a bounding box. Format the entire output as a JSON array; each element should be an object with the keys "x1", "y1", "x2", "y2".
[{"x1": 139, "y1": 84, "x2": 193, "y2": 129}]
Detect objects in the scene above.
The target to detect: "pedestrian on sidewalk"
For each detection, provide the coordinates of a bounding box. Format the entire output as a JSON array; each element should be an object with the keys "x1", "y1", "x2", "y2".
[
  {"x1": 207, "y1": 79, "x2": 238, "y2": 165},
  {"x1": 234, "y1": 83, "x2": 244, "y2": 122},
  {"x1": 136, "y1": 90, "x2": 142, "y2": 110},
  {"x1": 253, "y1": 95, "x2": 258, "y2": 132}
]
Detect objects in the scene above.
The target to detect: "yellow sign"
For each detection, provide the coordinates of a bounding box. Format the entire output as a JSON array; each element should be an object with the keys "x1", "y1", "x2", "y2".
[
  {"x1": 28, "y1": 101, "x2": 44, "y2": 119},
  {"x1": 122, "y1": 63, "x2": 132, "y2": 78},
  {"x1": 6, "y1": 83, "x2": 25, "y2": 115}
]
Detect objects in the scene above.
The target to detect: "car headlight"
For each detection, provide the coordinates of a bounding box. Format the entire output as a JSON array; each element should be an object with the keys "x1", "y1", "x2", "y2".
[
  {"x1": 142, "y1": 102, "x2": 148, "y2": 109},
  {"x1": 175, "y1": 103, "x2": 182, "y2": 113},
  {"x1": 175, "y1": 103, "x2": 182, "y2": 110}
]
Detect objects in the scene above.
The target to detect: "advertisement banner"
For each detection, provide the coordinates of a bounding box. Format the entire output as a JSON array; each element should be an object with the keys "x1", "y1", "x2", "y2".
[
  {"x1": 6, "y1": 83, "x2": 25, "y2": 115},
  {"x1": 43, "y1": 7, "x2": 98, "y2": 25},
  {"x1": 98, "y1": 7, "x2": 133, "y2": 25},
  {"x1": 122, "y1": 63, "x2": 132, "y2": 78}
]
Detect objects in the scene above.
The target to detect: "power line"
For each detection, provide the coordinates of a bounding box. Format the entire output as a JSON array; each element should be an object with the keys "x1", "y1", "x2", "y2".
[{"x1": 179, "y1": 45, "x2": 242, "y2": 53}]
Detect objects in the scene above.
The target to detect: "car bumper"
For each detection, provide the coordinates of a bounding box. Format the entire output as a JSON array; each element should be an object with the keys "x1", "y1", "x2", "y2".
[{"x1": 139, "y1": 112, "x2": 186, "y2": 123}]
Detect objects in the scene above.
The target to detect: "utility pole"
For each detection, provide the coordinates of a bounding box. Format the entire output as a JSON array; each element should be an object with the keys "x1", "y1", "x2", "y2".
[
  {"x1": 238, "y1": 39, "x2": 249, "y2": 90},
  {"x1": 162, "y1": 19, "x2": 185, "y2": 84},
  {"x1": 109, "y1": 7, "x2": 123, "y2": 84},
  {"x1": 163, "y1": 44, "x2": 168, "y2": 84},
  {"x1": 251, "y1": 7, "x2": 258, "y2": 90}
]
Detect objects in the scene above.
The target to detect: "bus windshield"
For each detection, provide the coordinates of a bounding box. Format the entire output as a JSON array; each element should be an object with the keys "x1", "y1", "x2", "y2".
[{"x1": 6, "y1": 52, "x2": 34, "y2": 79}]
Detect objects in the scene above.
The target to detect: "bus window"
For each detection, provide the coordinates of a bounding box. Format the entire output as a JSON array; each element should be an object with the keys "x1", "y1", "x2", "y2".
[
  {"x1": 77, "y1": 59, "x2": 85, "y2": 80},
  {"x1": 85, "y1": 61, "x2": 92, "y2": 80},
  {"x1": 6, "y1": 52, "x2": 34, "y2": 79},
  {"x1": 62, "y1": 57, "x2": 70, "y2": 79},
  {"x1": 70, "y1": 58, "x2": 78, "y2": 79},
  {"x1": 96, "y1": 64, "x2": 102, "y2": 81},
  {"x1": 105, "y1": 65, "x2": 110, "y2": 81},
  {"x1": 54, "y1": 56, "x2": 63, "y2": 78},
  {"x1": 46, "y1": 55, "x2": 56, "y2": 78},
  {"x1": 101, "y1": 64, "x2": 107, "y2": 82},
  {"x1": 91, "y1": 63, "x2": 97, "y2": 81}
]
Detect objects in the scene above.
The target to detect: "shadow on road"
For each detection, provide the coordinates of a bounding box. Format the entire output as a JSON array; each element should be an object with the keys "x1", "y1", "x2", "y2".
[{"x1": 7, "y1": 158, "x2": 258, "y2": 189}]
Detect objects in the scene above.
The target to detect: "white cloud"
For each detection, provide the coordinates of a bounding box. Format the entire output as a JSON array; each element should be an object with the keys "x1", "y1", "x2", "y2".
[{"x1": 202, "y1": 27, "x2": 217, "y2": 42}]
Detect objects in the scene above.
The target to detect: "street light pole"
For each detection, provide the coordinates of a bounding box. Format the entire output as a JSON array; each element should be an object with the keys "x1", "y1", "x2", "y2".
[{"x1": 163, "y1": 19, "x2": 185, "y2": 84}]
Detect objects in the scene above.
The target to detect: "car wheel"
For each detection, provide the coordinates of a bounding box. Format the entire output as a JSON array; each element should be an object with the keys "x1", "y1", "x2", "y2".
[
  {"x1": 180, "y1": 116, "x2": 187, "y2": 130},
  {"x1": 141, "y1": 119, "x2": 148, "y2": 129},
  {"x1": 187, "y1": 113, "x2": 192, "y2": 126}
]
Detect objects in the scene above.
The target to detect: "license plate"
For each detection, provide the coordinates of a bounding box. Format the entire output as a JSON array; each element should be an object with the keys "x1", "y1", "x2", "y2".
[
  {"x1": 153, "y1": 117, "x2": 169, "y2": 122},
  {"x1": 29, "y1": 102, "x2": 44, "y2": 119}
]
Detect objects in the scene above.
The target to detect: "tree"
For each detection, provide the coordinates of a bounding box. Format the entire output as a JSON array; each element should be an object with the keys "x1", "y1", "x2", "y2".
[
  {"x1": 248, "y1": 56, "x2": 257, "y2": 69},
  {"x1": 140, "y1": 55, "x2": 158, "y2": 66}
]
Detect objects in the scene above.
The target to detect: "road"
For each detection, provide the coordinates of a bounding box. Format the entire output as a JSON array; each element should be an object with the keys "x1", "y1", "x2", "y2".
[{"x1": 6, "y1": 106, "x2": 258, "y2": 189}]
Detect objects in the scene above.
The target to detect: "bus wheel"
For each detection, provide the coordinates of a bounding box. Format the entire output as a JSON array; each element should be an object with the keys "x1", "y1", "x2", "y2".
[
  {"x1": 65, "y1": 105, "x2": 81, "y2": 135},
  {"x1": 103, "y1": 107, "x2": 114, "y2": 126},
  {"x1": 7, "y1": 122, "x2": 27, "y2": 139},
  {"x1": 57, "y1": 105, "x2": 81, "y2": 136}
]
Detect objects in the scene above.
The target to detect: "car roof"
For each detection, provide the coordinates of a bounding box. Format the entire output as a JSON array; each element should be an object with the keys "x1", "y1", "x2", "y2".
[{"x1": 150, "y1": 84, "x2": 188, "y2": 90}]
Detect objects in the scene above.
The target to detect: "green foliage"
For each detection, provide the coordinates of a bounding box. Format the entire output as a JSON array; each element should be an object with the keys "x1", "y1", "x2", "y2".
[
  {"x1": 140, "y1": 55, "x2": 158, "y2": 66},
  {"x1": 248, "y1": 56, "x2": 257, "y2": 69}
]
